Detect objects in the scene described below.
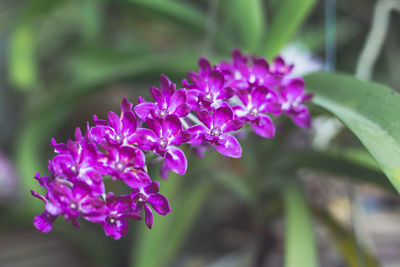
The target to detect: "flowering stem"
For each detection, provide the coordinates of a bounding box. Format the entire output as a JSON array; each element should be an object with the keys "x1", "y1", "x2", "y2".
[{"x1": 186, "y1": 113, "x2": 204, "y2": 126}]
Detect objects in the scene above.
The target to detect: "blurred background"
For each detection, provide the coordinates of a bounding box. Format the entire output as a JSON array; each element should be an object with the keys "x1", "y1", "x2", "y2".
[{"x1": 1, "y1": 0, "x2": 400, "y2": 266}]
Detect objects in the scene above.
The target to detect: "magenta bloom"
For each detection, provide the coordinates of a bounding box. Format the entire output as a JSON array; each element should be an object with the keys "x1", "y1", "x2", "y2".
[
  {"x1": 185, "y1": 66, "x2": 233, "y2": 111},
  {"x1": 134, "y1": 74, "x2": 191, "y2": 121},
  {"x1": 280, "y1": 78, "x2": 312, "y2": 128},
  {"x1": 188, "y1": 107, "x2": 243, "y2": 158},
  {"x1": 51, "y1": 135, "x2": 104, "y2": 195},
  {"x1": 233, "y1": 86, "x2": 281, "y2": 138},
  {"x1": 101, "y1": 193, "x2": 141, "y2": 240},
  {"x1": 31, "y1": 50, "x2": 312, "y2": 240},
  {"x1": 130, "y1": 115, "x2": 191, "y2": 175},
  {"x1": 102, "y1": 145, "x2": 150, "y2": 188},
  {"x1": 131, "y1": 181, "x2": 170, "y2": 229},
  {"x1": 91, "y1": 97, "x2": 138, "y2": 146}
]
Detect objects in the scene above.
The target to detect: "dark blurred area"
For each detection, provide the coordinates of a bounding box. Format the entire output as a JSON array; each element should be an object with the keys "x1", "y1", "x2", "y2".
[{"x1": 1, "y1": 0, "x2": 400, "y2": 266}]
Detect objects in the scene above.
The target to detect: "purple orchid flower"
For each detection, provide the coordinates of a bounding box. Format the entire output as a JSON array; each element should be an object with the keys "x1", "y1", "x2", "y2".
[
  {"x1": 31, "y1": 189, "x2": 58, "y2": 233},
  {"x1": 101, "y1": 193, "x2": 142, "y2": 240},
  {"x1": 185, "y1": 69, "x2": 233, "y2": 111},
  {"x1": 134, "y1": 74, "x2": 191, "y2": 121},
  {"x1": 129, "y1": 115, "x2": 191, "y2": 175},
  {"x1": 188, "y1": 106, "x2": 243, "y2": 158},
  {"x1": 279, "y1": 78, "x2": 312, "y2": 128},
  {"x1": 31, "y1": 50, "x2": 313, "y2": 239},
  {"x1": 45, "y1": 181, "x2": 107, "y2": 228},
  {"x1": 233, "y1": 86, "x2": 281, "y2": 138},
  {"x1": 51, "y1": 137, "x2": 105, "y2": 195},
  {"x1": 131, "y1": 181, "x2": 170, "y2": 229},
  {"x1": 102, "y1": 145, "x2": 151, "y2": 188},
  {"x1": 217, "y1": 50, "x2": 279, "y2": 91},
  {"x1": 91, "y1": 97, "x2": 138, "y2": 146}
]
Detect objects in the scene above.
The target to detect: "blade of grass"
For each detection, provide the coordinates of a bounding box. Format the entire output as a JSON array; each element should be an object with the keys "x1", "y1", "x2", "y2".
[
  {"x1": 313, "y1": 207, "x2": 380, "y2": 267},
  {"x1": 283, "y1": 180, "x2": 318, "y2": 267},
  {"x1": 264, "y1": 0, "x2": 316, "y2": 60}
]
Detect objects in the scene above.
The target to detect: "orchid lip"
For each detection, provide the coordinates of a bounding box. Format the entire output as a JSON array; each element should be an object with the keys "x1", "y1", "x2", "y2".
[{"x1": 210, "y1": 127, "x2": 221, "y2": 136}]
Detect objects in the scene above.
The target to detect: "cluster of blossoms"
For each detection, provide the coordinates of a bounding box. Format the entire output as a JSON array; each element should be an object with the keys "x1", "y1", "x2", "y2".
[{"x1": 31, "y1": 50, "x2": 312, "y2": 240}]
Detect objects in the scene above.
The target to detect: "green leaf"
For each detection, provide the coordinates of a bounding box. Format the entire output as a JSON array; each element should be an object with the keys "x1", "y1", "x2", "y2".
[
  {"x1": 264, "y1": 0, "x2": 316, "y2": 60},
  {"x1": 8, "y1": 24, "x2": 37, "y2": 91},
  {"x1": 313, "y1": 207, "x2": 380, "y2": 267},
  {"x1": 124, "y1": 0, "x2": 233, "y2": 50},
  {"x1": 283, "y1": 181, "x2": 318, "y2": 267},
  {"x1": 305, "y1": 72, "x2": 400, "y2": 193},
  {"x1": 132, "y1": 178, "x2": 212, "y2": 267},
  {"x1": 287, "y1": 151, "x2": 394, "y2": 191},
  {"x1": 226, "y1": 0, "x2": 265, "y2": 51}
]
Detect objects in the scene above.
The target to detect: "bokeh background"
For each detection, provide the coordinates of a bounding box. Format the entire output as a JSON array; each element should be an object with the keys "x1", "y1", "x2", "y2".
[{"x1": 1, "y1": 0, "x2": 400, "y2": 266}]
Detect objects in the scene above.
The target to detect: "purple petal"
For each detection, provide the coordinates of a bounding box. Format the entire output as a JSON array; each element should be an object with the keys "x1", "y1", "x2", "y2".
[
  {"x1": 208, "y1": 70, "x2": 224, "y2": 93},
  {"x1": 162, "y1": 115, "x2": 182, "y2": 137},
  {"x1": 187, "y1": 125, "x2": 207, "y2": 145},
  {"x1": 144, "y1": 181, "x2": 160, "y2": 194},
  {"x1": 252, "y1": 115, "x2": 275, "y2": 138},
  {"x1": 170, "y1": 130, "x2": 192, "y2": 146},
  {"x1": 144, "y1": 116, "x2": 161, "y2": 136},
  {"x1": 165, "y1": 147, "x2": 187, "y2": 175},
  {"x1": 151, "y1": 87, "x2": 166, "y2": 109},
  {"x1": 123, "y1": 169, "x2": 151, "y2": 188},
  {"x1": 122, "y1": 111, "x2": 137, "y2": 136},
  {"x1": 174, "y1": 104, "x2": 192, "y2": 117},
  {"x1": 168, "y1": 89, "x2": 187, "y2": 112},
  {"x1": 33, "y1": 211, "x2": 57, "y2": 233},
  {"x1": 251, "y1": 86, "x2": 268, "y2": 107},
  {"x1": 196, "y1": 110, "x2": 212, "y2": 129},
  {"x1": 290, "y1": 108, "x2": 311, "y2": 128},
  {"x1": 31, "y1": 190, "x2": 47, "y2": 202},
  {"x1": 160, "y1": 74, "x2": 175, "y2": 99},
  {"x1": 121, "y1": 96, "x2": 133, "y2": 113},
  {"x1": 72, "y1": 182, "x2": 91, "y2": 201},
  {"x1": 199, "y1": 57, "x2": 212, "y2": 77},
  {"x1": 215, "y1": 134, "x2": 242, "y2": 158},
  {"x1": 108, "y1": 112, "x2": 121, "y2": 133},
  {"x1": 253, "y1": 58, "x2": 269, "y2": 77},
  {"x1": 103, "y1": 218, "x2": 129, "y2": 240},
  {"x1": 144, "y1": 204, "x2": 153, "y2": 229},
  {"x1": 134, "y1": 102, "x2": 157, "y2": 121},
  {"x1": 51, "y1": 138, "x2": 69, "y2": 154},
  {"x1": 127, "y1": 128, "x2": 157, "y2": 150},
  {"x1": 148, "y1": 194, "x2": 170, "y2": 215},
  {"x1": 212, "y1": 107, "x2": 233, "y2": 128},
  {"x1": 222, "y1": 119, "x2": 244, "y2": 133}
]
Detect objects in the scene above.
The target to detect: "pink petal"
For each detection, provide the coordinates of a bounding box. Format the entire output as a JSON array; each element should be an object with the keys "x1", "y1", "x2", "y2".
[
  {"x1": 252, "y1": 115, "x2": 275, "y2": 138},
  {"x1": 165, "y1": 147, "x2": 187, "y2": 175},
  {"x1": 134, "y1": 102, "x2": 157, "y2": 121},
  {"x1": 148, "y1": 194, "x2": 170, "y2": 215},
  {"x1": 212, "y1": 107, "x2": 233, "y2": 128},
  {"x1": 215, "y1": 134, "x2": 242, "y2": 158}
]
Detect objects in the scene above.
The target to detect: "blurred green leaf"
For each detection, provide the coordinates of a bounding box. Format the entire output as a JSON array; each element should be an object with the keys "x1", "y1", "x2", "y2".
[
  {"x1": 133, "y1": 178, "x2": 212, "y2": 267},
  {"x1": 124, "y1": 0, "x2": 233, "y2": 50},
  {"x1": 214, "y1": 171, "x2": 256, "y2": 207},
  {"x1": 125, "y1": 0, "x2": 206, "y2": 30},
  {"x1": 287, "y1": 151, "x2": 393, "y2": 191},
  {"x1": 264, "y1": 0, "x2": 316, "y2": 60},
  {"x1": 8, "y1": 24, "x2": 37, "y2": 91},
  {"x1": 314, "y1": 207, "x2": 380, "y2": 267},
  {"x1": 162, "y1": 178, "x2": 212, "y2": 265},
  {"x1": 79, "y1": 0, "x2": 103, "y2": 42},
  {"x1": 283, "y1": 181, "x2": 318, "y2": 267},
  {"x1": 226, "y1": 0, "x2": 265, "y2": 51},
  {"x1": 133, "y1": 174, "x2": 183, "y2": 267},
  {"x1": 305, "y1": 72, "x2": 400, "y2": 193}
]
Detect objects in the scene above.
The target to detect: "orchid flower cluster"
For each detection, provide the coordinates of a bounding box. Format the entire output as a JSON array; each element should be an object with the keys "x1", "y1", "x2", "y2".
[{"x1": 31, "y1": 50, "x2": 312, "y2": 240}]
